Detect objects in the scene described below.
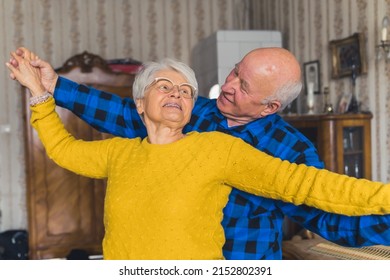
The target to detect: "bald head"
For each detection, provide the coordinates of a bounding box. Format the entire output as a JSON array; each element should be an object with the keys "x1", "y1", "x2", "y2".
[
  {"x1": 240, "y1": 48, "x2": 303, "y2": 110},
  {"x1": 217, "y1": 47, "x2": 303, "y2": 126},
  {"x1": 243, "y1": 48, "x2": 301, "y2": 84}
]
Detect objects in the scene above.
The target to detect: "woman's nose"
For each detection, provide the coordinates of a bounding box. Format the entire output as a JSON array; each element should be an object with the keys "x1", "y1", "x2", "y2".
[{"x1": 169, "y1": 86, "x2": 181, "y2": 98}]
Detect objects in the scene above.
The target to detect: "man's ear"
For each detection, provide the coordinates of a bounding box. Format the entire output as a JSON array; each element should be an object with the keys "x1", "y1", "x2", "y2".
[
  {"x1": 260, "y1": 100, "x2": 281, "y2": 117},
  {"x1": 135, "y1": 98, "x2": 144, "y2": 115}
]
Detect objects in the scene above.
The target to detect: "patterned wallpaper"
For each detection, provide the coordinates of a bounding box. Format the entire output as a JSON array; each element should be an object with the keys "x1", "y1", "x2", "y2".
[
  {"x1": 251, "y1": 0, "x2": 390, "y2": 185},
  {"x1": 0, "y1": 0, "x2": 249, "y2": 231}
]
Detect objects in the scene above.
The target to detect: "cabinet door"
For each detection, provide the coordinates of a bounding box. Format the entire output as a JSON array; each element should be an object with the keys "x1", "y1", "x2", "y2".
[{"x1": 336, "y1": 119, "x2": 371, "y2": 179}]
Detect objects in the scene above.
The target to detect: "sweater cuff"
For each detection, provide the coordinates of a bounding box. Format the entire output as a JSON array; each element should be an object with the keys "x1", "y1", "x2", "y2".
[{"x1": 30, "y1": 97, "x2": 56, "y2": 123}]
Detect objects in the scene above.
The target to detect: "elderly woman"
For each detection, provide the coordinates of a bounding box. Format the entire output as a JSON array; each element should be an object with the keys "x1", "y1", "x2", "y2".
[{"x1": 6, "y1": 53, "x2": 390, "y2": 260}]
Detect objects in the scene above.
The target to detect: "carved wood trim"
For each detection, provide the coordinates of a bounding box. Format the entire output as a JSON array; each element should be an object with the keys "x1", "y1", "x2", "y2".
[{"x1": 57, "y1": 51, "x2": 112, "y2": 73}]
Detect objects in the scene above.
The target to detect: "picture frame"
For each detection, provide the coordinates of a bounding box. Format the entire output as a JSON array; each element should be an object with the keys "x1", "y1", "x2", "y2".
[
  {"x1": 337, "y1": 92, "x2": 352, "y2": 114},
  {"x1": 303, "y1": 60, "x2": 321, "y2": 94},
  {"x1": 329, "y1": 33, "x2": 367, "y2": 79}
]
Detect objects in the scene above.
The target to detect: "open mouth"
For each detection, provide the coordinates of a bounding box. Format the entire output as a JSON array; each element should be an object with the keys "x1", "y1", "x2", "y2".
[{"x1": 163, "y1": 102, "x2": 182, "y2": 110}]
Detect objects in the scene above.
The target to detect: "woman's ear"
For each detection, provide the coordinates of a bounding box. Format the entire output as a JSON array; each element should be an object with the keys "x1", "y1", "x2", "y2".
[{"x1": 135, "y1": 98, "x2": 144, "y2": 115}]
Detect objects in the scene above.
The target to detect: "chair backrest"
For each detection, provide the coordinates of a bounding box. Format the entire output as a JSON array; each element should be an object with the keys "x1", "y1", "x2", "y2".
[{"x1": 56, "y1": 51, "x2": 136, "y2": 98}]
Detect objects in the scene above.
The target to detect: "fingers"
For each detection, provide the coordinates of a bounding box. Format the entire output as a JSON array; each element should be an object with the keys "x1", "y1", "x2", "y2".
[
  {"x1": 6, "y1": 57, "x2": 44, "y2": 92},
  {"x1": 31, "y1": 52, "x2": 39, "y2": 61},
  {"x1": 6, "y1": 51, "x2": 36, "y2": 78},
  {"x1": 13, "y1": 47, "x2": 37, "y2": 62},
  {"x1": 30, "y1": 58, "x2": 47, "y2": 68},
  {"x1": 5, "y1": 61, "x2": 15, "y2": 71},
  {"x1": 16, "y1": 47, "x2": 30, "y2": 59},
  {"x1": 9, "y1": 47, "x2": 39, "y2": 69},
  {"x1": 29, "y1": 58, "x2": 41, "y2": 67},
  {"x1": 10, "y1": 51, "x2": 23, "y2": 63},
  {"x1": 5, "y1": 62, "x2": 20, "y2": 80},
  {"x1": 7, "y1": 48, "x2": 44, "y2": 85},
  {"x1": 15, "y1": 48, "x2": 24, "y2": 57},
  {"x1": 9, "y1": 72, "x2": 16, "y2": 80},
  {"x1": 9, "y1": 57, "x2": 19, "y2": 68}
]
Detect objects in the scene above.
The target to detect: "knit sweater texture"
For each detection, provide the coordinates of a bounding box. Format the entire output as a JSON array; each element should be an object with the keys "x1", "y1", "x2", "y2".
[{"x1": 31, "y1": 98, "x2": 390, "y2": 259}]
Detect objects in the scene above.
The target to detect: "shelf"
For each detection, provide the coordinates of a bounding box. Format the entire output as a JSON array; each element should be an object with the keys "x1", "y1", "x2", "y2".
[{"x1": 344, "y1": 150, "x2": 364, "y2": 156}]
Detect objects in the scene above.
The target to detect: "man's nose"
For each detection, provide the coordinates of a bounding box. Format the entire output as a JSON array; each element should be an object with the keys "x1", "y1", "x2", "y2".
[{"x1": 221, "y1": 77, "x2": 238, "y2": 93}]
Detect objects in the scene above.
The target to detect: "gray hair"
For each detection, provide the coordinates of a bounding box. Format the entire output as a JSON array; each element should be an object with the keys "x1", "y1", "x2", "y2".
[
  {"x1": 132, "y1": 58, "x2": 198, "y2": 100},
  {"x1": 261, "y1": 79, "x2": 303, "y2": 111}
]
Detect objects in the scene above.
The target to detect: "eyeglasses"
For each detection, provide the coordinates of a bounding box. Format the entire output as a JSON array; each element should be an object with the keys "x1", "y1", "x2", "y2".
[{"x1": 147, "y1": 77, "x2": 196, "y2": 99}]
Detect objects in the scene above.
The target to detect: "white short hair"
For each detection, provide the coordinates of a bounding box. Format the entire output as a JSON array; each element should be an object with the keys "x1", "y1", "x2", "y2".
[{"x1": 132, "y1": 58, "x2": 198, "y2": 101}]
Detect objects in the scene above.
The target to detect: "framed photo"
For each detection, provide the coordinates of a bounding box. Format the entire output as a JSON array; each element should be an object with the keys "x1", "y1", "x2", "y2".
[
  {"x1": 303, "y1": 60, "x2": 321, "y2": 94},
  {"x1": 329, "y1": 32, "x2": 367, "y2": 79},
  {"x1": 337, "y1": 92, "x2": 352, "y2": 114}
]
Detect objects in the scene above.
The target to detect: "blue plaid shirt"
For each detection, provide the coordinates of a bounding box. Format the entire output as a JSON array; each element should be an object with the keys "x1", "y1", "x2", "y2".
[{"x1": 54, "y1": 76, "x2": 390, "y2": 259}]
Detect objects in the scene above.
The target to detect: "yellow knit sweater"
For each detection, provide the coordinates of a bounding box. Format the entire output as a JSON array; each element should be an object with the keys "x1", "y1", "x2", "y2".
[{"x1": 31, "y1": 99, "x2": 390, "y2": 259}]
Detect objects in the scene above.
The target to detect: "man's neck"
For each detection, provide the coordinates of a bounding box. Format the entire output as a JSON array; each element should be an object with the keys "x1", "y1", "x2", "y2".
[
  {"x1": 225, "y1": 113, "x2": 272, "y2": 128},
  {"x1": 227, "y1": 118, "x2": 249, "y2": 127}
]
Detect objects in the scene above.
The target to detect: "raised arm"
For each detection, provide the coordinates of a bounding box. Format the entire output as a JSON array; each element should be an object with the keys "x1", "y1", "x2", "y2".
[
  {"x1": 9, "y1": 47, "x2": 147, "y2": 139},
  {"x1": 30, "y1": 98, "x2": 111, "y2": 178},
  {"x1": 7, "y1": 50, "x2": 112, "y2": 178}
]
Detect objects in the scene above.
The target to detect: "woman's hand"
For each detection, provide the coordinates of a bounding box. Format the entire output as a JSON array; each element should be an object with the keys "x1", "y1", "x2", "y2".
[
  {"x1": 6, "y1": 50, "x2": 46, "y2": 97},
  {"x1": 8, "y1": 47, "x2": 58, "y2": 94}
]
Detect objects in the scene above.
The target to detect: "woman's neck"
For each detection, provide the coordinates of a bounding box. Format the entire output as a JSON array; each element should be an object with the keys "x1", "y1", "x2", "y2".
[{"x1": 146, "y1": 125, "x2": 185, "y2": 144}]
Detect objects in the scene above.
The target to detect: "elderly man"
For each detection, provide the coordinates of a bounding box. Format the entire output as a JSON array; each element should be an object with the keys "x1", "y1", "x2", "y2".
[{"x1": 10, "y1": 47, "x2": 390, "y2": 260}]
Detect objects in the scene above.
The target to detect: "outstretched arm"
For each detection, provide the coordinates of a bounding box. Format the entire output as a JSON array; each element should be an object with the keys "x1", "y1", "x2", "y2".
[{"x1": 223, "y1": 135, "x2": 390, "y2": 216}]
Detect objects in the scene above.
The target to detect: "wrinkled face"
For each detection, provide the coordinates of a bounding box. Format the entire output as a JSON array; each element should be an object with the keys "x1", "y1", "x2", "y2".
[
  {"x1": 216, "y1": 52, "x2": 280, "y2": 127},
  {"x1": 136, "y1": 69, "x2": 195, "y2": 130}
]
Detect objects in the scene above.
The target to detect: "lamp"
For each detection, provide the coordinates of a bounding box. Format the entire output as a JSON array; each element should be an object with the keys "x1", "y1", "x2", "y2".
[{"x1": 377, "y1": 16, "x2": 390, "y2": 60}]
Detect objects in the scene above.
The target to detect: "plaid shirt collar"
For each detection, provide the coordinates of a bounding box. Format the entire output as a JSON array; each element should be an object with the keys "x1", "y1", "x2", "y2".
[{"x1": 209, "y1": 107, "x2": 280, "y2": 147}]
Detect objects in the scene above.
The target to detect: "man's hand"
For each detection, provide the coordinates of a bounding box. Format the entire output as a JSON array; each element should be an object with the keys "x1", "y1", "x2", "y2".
[{"x1": 9, "y1": 47, "x2": 58, "y2": 94}]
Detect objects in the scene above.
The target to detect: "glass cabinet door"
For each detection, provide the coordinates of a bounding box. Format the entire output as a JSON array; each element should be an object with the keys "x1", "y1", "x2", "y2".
[
  {"x1": 343, "y1": 127, "x2": 364, "y2": 178},
  {"x1": 284, "y1": 113, "x2": 372, "y2": 180}
]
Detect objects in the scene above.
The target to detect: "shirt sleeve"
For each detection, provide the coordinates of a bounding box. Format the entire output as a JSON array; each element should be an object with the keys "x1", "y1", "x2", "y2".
[
  {"x1": 279, "y1": 201, "x2": 390, "y2": 247},
  {"x1": 223, "y1": 137, "x2": 390, "y2": 217},
  {"x1": 30, "y1": 98, "x2": 114, "y2": 179},
  {"x1": 53, "y1": 76, "x2": 147, "y2": 139}
]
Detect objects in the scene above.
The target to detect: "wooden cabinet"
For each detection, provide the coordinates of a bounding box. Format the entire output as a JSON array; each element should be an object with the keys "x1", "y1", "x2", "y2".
[
  {"x1": 281, "y1": 113, "x2": 373, "y2": 259},
  {"x1": 23, "y1": 52, "x2": 136, "y2": 259},
  {"x1": 283, "y1": 113, "x2": 372, "y2": 179}
]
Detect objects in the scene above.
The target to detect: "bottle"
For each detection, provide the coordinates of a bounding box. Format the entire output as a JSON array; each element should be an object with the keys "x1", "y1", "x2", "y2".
[
  {"x1": 347, "y1": 93, "x2": 359, "y2": 113},
  {"x1": 346, "y1": 65, "x2": 360, "y2": 113}
]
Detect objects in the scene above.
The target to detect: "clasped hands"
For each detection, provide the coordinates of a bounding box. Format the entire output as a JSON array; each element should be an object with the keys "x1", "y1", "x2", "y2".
[{"x1": 6, "y1": 47, "x2": 58, "y2": 97}]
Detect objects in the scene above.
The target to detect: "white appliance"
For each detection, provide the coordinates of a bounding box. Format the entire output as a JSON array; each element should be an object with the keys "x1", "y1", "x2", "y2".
[{"x1": 191, "y1": 30, "x2": 282, "y2": 98}]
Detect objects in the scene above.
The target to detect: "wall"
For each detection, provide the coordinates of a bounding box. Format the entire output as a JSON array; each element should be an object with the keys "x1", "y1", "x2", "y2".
[
  {"x1": 251, "y1": 0, "x2": 390, "y2": 183},
  {"x1": 0, "y1": 0, "x2": 250, "y2": 231}
]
